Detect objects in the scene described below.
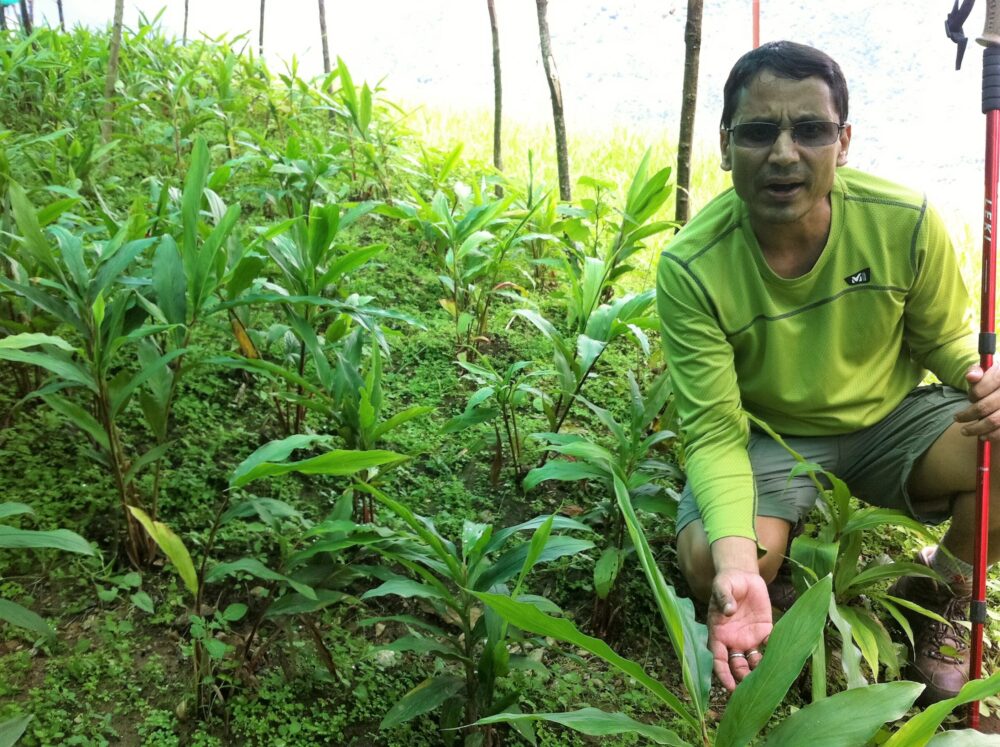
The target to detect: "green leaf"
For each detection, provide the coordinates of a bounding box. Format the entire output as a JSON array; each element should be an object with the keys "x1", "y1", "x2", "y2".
[
  {"x1": 205, "y1": 558, "x2": 316, "y2": 600},
  {"x1": 762, "y1": 681, "x2": 921, "y2": 746},
  {"x1": 229, "y1": 434, "x2": 332, "y2": 488},
  {"x1": 9, "y1": 182, "x2": 56, "y2": 273},
  {"x1": 476, "y1": 537, "x2": 594, "y2": 591},
  {"x1": 614, "y1": 475, "x2": 712, "y2": 721},
  {"x1": 594, "y1": 547, "x2": 624, "y2": 600},
  {"x1": 715, "y1": 576, "x2": 833, "y2": 747},
  {"x1": 511, "y1": 514, "x2": 556, "y2": 598},
  {"x1": 522, "y1": 460, "x2": 608, "y2": 490},
  {"x1": 0, "y1": 349, "x2": 96, "y2": 393},
  {"x1": 42, "y1": 395, "x2": 110, "y2": 451},
  {"x1": 379, "y1": 675, "x2": 466, "y2": 729},
  {"x1": 477, "y1": 707, "x2": 686, "y2": 745},
  {"x1": 0, "y1": 598, "x2": 54, "y2": 639},
  {"x1": 130, "y1": 592, "x2": 155, "y2": 614},
  {"x1": 0, "y1": 333, "x2": 75, "y2": 351},
  {"x1": 361, "y1": 579, "x2": 447, "y2": 603},
  {"x1": 233, "y1": 448, "x2": 407, "y2": 488},
  {"x1": 152, "y1": 236, "x2": 187, "y2": 326},
  {"x1": 128, "y1": 507, "x2": 198, "y2": 597},
  {"x1": 0, "y1": 503, "x2": 33, "y2": 520},
  {"x1": 884, "y1": 671, "x2": 1000, "y2": 745},
  {"x1": 0, "y1": 527, "x2": 94, "y2": 555},
  {"x1": 473, "y1": 591, "x2": 698, "y2": 730},
  {"x1": 927, "y1": 730, "x2": 1000, "y2": 745},
  {"x1": 222, "y1": 603, "x2": 248, "y2": 622},
  {"x1": 0, "y1": 713, "x2": 33, "y2": 747}
]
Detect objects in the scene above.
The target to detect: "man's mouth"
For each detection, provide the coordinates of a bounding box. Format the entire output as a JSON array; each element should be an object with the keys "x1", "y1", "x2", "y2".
[{"x1": 764, "y1": 181, "x2": 804, "y2": 197}]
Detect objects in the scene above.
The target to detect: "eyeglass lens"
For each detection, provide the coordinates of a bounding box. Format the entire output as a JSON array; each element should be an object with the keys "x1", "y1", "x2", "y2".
[{"x1": 730, "y1": 121, "x2": 842, "y2": 148}]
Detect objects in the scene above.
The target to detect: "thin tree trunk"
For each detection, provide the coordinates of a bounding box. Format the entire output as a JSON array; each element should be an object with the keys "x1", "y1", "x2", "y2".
[
  {"x1": 487, "y1": 0, "x2": 503, "y2": 190},
  {"x1": 534, "y1": 0, "x2": 570, "y2": 201},
  {"x1": 101, "y1": 0, "x2": 125, "y2": 143},
  {"x1": 318, "y1": 0, "x2": 330, "y2": 75},
  {"x1": 183, "y1": 0, "x2": 189, "y2": 43},
  {"x1": 675, "y1": 0, "x2": 703, "y2": 227},
  {"x1": 258, "y1": 0, "x2": 265, "y2": 57},
  {"x1": 17, "y1": 0, "x2": 31, "y2": 34},
  {"x1": 56, "y1": 0, "x2": 64, "y2": 31},
  {"x1": 0, "y1": 7, "x2": 6, "y2": 31}
]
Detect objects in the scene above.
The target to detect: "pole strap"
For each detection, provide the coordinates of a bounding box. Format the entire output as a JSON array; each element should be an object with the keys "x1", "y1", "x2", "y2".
[
  {"x1": 971, "y1": 600, "x2": 988, "y2": 624},
  {"x1": 980, "y1": 331, "x2": 997, "y2": 354},
  {"x1": 948, "y1": 0, "x2": 978, "y2": 69}
]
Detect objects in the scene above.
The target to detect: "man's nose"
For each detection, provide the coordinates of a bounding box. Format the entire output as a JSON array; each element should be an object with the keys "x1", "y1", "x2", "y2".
[{"x1": 768, "y1": 129, "x2": 800, "y2": 165}]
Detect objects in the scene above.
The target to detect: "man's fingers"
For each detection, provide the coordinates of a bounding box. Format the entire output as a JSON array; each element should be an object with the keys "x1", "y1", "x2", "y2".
[
  {"x1": 746, "y1": 648, "x2": 763, "y2": 669},
  {"x1": 729, "y1": 652, "x2": 752, "y2": 682},
  {"x1": 710, "y1": 640, "x2": 736, "y2": 692}
]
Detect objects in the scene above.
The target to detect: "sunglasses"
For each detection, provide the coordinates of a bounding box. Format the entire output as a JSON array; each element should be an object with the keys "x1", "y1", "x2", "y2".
[{"x1": 726, "y1": 120, "x2": 845, "y2": 148}]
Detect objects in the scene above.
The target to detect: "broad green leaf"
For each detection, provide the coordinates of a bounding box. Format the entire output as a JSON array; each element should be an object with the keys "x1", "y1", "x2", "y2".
[
  {"x1": 827, "y1": 598, "x2": 867, "y2": 689},
  {"x1": 234, "y1": 448, "x2": 407, "y2": 488},
  {"x1": 0, "y1": 504, "x2": 32, "y2": 520},
  {"x1": 614, "y1": 475, "x2": 711, "y2": 720},
  {"x1": 379, "y1": 675, "x2": 465, "y2": 729},
  {"x1": 522, "y1": 460, "x2": 608, "y2": 490},
  {"x1": 485, "y1": 515, "x2": 591, "y2": 553},
  {"x1": 264, "y1": 589, "x2": 349, "y2": 618},
  {"x1": 0, "y1": 598, "x2": 53, "y2": 638},
  {"x1": 228, "y1": 434, "x2": 332, "y2": 488},
  {"x1": 0, "y1": 349, "x2": 96, "y2": 393},
  {"x1": 473, "y1": 591, "x2": 698, "y2": 730},
  {"x1": 0, "y1": 713, "x2": 33, "y2": 747},
  {"x1": 361, "y1": 578, "x2": 447, "y2": 603},
  {"x1": 884, "y1": 671, "x2": 1000, "y2": 746},
  {"x1": 9, "y1": 182, "x2": 56, "y2": 273},
  {"x1": 511, "y1": 514, "x2": 556, "y2": 598},
  {"x1": 715, "y1": 576, "x2": 833, "y2": 747},
  {"x1": 790, "y1": 535, "x2": 837, "y2": 595},
  {"x1": 594, "y1": 547, "x2": 624, "y2": 600},
  {"x1": 152, "y1": 236, "x2": 187, "y2": 326},
  {"x1": 0, "y1": 527, "x2": 94, "y2": 555},
  {"x1": 110, "y1": 348, "x2": 187, "y2": 418},
  {"x1": 229, "y1": 434, "x2": 329, "y2": 488},
  {"x1": 128, "y1": 507, "x2": 198, "y2": 596},
  {"x1": 130, "y1": 592, "x2": 155, "y2": 614},
  {"x1": 205, "y1": 558, "x2": 316, "y2": 600},
  {"x1": 762, "y1": 681, "x2": 921, "y2": 746},
  {"x1": 476, "y1": 536, "x2": 594, "y2": 591},
  {"x1": 477, "y1": 707, "x2": 686, "y2": 745},
  {"x1": 837, "y1": 606, "x2": 881, "y2": 682},
  {"x1": 0, "y1": 333, "x2": 74, "y2": 351},
  {"x1": 42, "y1": 394, "x2": 110, "y2": 451}
]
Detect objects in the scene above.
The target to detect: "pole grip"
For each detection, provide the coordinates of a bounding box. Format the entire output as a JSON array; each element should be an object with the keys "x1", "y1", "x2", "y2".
[
  {"x1": 981, "y1": 0, "x2": 1000, "y2": 46},
  {"x1": 985, "y1": 46, "x2": 1000, "y2": 112}
]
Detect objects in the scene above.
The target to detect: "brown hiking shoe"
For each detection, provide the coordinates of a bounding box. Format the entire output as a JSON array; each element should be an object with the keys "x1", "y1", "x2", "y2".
[{"x1": 887, "y1": 547, "x2": 970, "y2": 704}]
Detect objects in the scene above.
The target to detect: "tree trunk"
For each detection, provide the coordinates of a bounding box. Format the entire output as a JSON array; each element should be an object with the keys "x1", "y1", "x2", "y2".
[
  {"x1": 183, "y1": 0, "x2": 189, "y2": 43},
  {"x1": 258, "y1": 0, "x2": 265, "y2": 57},
  {"x1": 0, "y1": 7, "x2": 7, "y2": 31},
  {"x1": 101, "y1": 0, "x2": 125, "y2": 143},
  {"x1": 534, "y1": 0, "x2": 570, "y2": 201},
  {"x1": 487, "y1": 0, "x2": 503, "y2": 188},
  {"x1": 17, "y1": 0, "x2": 31, "y2": 34},
  {"x1": 318, "y1": 0, "x2": 331, "y2": 75},
  {"x1": 675, "y1": 0, "x2": 703, "y2": 227},
  {"x1": 56, "y1": 0, "x2": 64, "y2": 31}
]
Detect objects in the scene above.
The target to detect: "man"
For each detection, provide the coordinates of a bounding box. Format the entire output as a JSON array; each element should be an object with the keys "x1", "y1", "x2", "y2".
[{"x1": 656, "y1": 40, "x2": 1000, "y2": 702}]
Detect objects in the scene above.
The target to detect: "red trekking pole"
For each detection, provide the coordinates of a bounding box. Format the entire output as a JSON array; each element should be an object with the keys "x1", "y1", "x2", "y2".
[
  {"x1": 752, "y1": 0, "x2": 760, "y2": 48},
  {"x1": 947, "y1": 0, "x2": 998, "y2": 729}
]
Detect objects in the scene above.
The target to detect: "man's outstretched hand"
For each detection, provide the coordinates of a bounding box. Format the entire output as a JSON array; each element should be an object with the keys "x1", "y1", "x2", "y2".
[{"x1": 707, "y1": 568, "x2": 772, "y2": 691}]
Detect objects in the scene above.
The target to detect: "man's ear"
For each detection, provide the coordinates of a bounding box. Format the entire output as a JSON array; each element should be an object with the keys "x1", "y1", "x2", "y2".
[
  {"x1": 720, "y1": 128, "x2": 732, "y2": 172},
  {"x1": 836, "y1": 123, "x2": 852, "y2": 167}
]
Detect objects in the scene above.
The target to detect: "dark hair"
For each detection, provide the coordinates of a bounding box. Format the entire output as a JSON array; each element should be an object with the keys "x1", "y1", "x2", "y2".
[{"x1": 720, "y1": 41, "x2": 849, "y2": 128}]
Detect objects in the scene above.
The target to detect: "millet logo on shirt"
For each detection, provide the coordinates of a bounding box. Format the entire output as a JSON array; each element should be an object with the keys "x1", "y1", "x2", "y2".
[{"x1": 845, "y1": 267, "x2": 871, "y2": 286}]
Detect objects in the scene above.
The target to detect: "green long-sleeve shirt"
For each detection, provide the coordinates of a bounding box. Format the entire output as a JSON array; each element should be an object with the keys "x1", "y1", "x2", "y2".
[{"x1": 657, "y1": 168, "x2": 977, "y2": 545}]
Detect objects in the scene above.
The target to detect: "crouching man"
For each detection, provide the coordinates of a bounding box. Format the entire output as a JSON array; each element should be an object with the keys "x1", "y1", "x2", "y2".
[{"x1": 657, "y1": 40, "x2": 1000, "y2": 701}]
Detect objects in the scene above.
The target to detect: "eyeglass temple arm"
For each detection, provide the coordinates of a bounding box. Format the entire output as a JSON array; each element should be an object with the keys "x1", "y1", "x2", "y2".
[{"x1": 947, "y1": 0, "x2": 976, "y2": 70}]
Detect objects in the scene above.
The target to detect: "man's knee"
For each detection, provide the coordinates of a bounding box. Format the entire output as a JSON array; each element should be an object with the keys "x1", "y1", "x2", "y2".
[{"x1": 677, "y1": 523, "x2": 714, "y2": 602}]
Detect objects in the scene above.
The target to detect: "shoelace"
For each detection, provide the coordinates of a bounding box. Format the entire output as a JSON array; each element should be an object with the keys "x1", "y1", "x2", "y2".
[{"x1": 924, "y1": 596, "x2": 970, "y2": 663}]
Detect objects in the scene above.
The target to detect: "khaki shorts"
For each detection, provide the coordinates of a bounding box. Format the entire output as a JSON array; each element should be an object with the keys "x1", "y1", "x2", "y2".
[{"x1": 676, "y1": 385, "x2": 968, "y2": 534}]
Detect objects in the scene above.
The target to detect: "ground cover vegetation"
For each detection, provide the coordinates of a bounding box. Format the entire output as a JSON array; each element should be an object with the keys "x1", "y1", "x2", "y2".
[{"x1": 1, "y1": 13, "x2": 1000, "y2": 747}]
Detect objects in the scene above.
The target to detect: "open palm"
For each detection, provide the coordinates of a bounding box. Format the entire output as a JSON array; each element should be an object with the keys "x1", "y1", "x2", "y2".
[{"x1": 707, "y1": 569, "x2": 773, "y2": 691}]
